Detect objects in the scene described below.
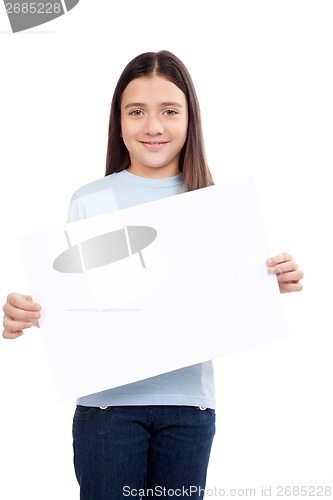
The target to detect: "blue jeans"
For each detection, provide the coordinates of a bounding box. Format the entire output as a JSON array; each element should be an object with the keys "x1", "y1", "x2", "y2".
[{"x1": 72, "y1": 405, "x2": 216, "y2": 500}]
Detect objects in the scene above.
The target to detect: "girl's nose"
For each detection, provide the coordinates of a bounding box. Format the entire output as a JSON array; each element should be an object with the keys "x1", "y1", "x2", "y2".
[{"x1": 143, "y1": 115, "x2": 164, "y2": 135}]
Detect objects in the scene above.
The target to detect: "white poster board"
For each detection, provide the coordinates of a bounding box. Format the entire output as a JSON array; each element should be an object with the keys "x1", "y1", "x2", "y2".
[{"x1": 19, "y1": 177, "x2": 287, "y2": 400}]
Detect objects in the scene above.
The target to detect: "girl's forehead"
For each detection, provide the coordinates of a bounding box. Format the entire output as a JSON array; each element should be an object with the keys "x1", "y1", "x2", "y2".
[{"x1": 121, "y1": 75, "x2": 186, "y2": 104}]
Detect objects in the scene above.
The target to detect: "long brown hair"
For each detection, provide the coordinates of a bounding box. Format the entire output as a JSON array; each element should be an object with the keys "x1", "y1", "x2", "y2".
[{"x1": 105, "y1": 50, "x2": 214, "y2": 191}]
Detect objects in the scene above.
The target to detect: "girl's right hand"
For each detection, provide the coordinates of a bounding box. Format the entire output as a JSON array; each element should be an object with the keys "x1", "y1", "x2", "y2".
[{"x1": 2, "y1": 293, "x2": 41, "y2": 339}]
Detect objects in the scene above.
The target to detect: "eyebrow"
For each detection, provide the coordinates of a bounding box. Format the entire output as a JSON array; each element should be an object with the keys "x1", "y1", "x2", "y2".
[{"x1": 124, "y1": 101, "x2": 184, "y2": 109}]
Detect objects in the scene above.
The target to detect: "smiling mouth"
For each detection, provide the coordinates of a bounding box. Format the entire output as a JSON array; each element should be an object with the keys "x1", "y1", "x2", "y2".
[{"x1": 141, "y1": 141, "x2": 168, "y2": 148}]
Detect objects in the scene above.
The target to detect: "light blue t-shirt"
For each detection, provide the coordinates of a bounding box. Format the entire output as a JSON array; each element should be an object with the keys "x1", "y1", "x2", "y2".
[{"x1": 67, "y1": 170, "x2": 216, "y2": 409}]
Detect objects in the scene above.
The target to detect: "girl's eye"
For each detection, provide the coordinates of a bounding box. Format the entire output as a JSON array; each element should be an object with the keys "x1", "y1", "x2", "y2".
[
  {"x1": 130, "y1": 110, "x2": 144, "y2": 116},
  {"x1": 163, "y1": 109, "x2": 177, "y2": 116}
]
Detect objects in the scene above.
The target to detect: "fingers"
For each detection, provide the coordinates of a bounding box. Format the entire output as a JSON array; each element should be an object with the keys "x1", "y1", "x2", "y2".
[
  {"x1": 3, "y1": 301, "x2": 41, "y2": 322},
  {"x1": 4, "y1": 293, "x2": 41, "y2": 313},
  {"x1": 2, "y1": 328, "x2": 24, "y2": 340},
  {"x1": 267, "y1": 258, "x2": 298, "y2": 279},
  {"x1": 2, "y1": 293, "x2": 41, "y2": 340},
  {"x1": 278, "y1": 282, "x2": 303, "y2": 293},
  {"x1": 266, "y1": 253, "x2": 294, "y2": 267},
  {"x1": 3, "y1": 316, "x2": 38, "y2": 333},
  {"x1": 269, "y1": 268, "x2": 304, "y2": 283},
  {"x1": 266, "y1": 253, "x2": 304, "y2": 293}
]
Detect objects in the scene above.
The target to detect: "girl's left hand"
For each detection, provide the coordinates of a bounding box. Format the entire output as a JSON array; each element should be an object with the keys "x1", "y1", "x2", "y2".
[{"x1": 266, "y1": 253, "x2": 304, "y2": 293}]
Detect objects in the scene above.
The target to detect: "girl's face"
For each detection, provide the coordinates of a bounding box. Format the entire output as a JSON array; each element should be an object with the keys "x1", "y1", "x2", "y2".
[{"x1": 120, "y1": 75, "x2": 188, "y2": 178}]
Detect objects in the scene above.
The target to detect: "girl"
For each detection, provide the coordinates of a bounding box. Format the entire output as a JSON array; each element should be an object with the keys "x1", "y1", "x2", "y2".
[{"x1": 2, "y1": 51, "x2": 303, "y2": 499}]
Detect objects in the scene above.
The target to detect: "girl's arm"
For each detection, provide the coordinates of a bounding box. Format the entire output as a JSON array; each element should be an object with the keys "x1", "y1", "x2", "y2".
[{"x1": 266, "y1": 253, "x2": 304, "y2": 293}]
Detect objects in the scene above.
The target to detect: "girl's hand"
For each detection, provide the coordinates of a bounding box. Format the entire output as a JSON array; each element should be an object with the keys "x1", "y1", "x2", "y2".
[
  {"x1": 266, "y1": 253, "x2": 304, "y2": 293},
  {"x1": 2, "y1": 293, "x2": 41, "y2": 339}
]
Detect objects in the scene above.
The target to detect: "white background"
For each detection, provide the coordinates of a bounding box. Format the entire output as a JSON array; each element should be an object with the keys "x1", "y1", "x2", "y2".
[{"x1": 0, "y1": 1, "x2": 332, "y2": 498}]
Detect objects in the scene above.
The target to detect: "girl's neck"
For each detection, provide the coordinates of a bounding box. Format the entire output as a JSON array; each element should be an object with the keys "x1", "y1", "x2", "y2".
[{"x1": 126, "y1": 164, "x2": 180, "y2": 180}]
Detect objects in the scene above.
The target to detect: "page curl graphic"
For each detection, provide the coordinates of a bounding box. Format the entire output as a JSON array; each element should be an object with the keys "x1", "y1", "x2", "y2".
[{"x1": 4, "y1": 0, "x2": 80, "y2": 33}]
